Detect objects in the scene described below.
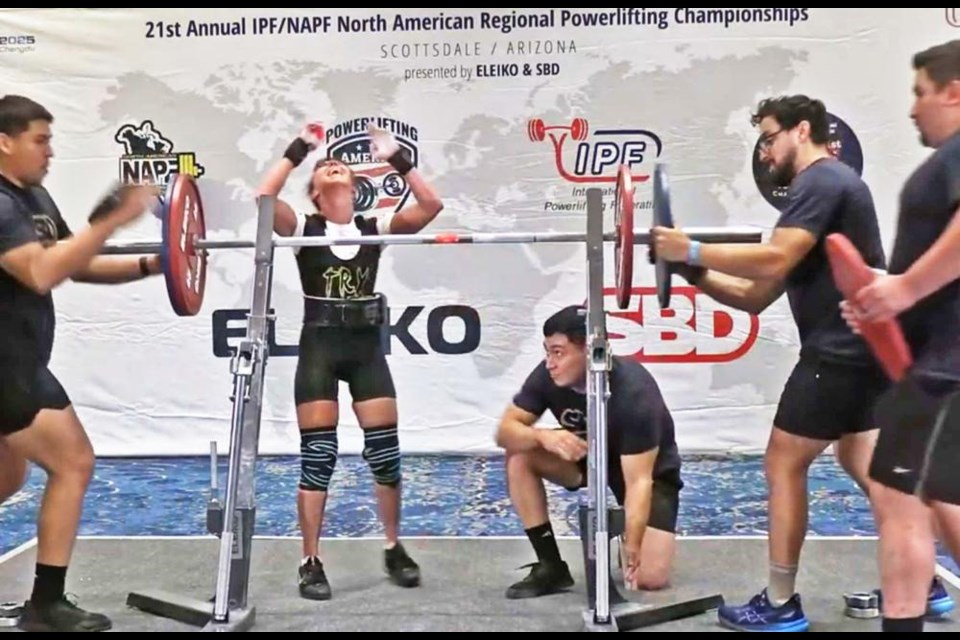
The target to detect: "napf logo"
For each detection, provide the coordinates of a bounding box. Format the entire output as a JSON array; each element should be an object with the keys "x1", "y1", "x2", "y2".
[
  {"x1": 947, "y1": 8, "x2": 960, "y2": 27},
  {"x1": 115, "y1": 120, "x2": 205, "y2": 187},
  {"x1": 527, "y1": 117, "x2": 663, "y2": 184},
  {"x1": 325, "y1": 117, "x2": 419, "y2": 213},
  {"x1": 605, "y1": 287, "x2": 759, "y2": 363}
]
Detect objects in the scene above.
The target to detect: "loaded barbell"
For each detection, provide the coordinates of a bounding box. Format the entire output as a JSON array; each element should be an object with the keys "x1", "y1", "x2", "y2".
[{"x1": 86, "y1": 165, "x2": 763, "y2": 317}]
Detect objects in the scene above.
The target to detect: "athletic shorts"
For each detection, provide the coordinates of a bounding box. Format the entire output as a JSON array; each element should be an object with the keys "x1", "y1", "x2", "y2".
[
  {"x1": 571, "y1": 461, "x2": 683, "y2": 534},
  {"x1": 774, "y1": 353, "x2": 890, "y2": 441},
  {"x1": 0, "y1": 365, "x2": 71, "y2": 436},
  {"x1": 294, "y1": 326, "x2": 396, "y2": 405},
  {"x1": 869, "y1": 373, "x2": 960, "y2": 506}
]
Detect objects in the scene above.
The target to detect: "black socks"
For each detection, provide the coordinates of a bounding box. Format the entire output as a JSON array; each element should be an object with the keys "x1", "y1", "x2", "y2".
[
  {"x1": 526, "y1": 522, "x2": 561, "y2": 565},
  {"x1": 882, "y1": 615, "x2": 924, "y2": 633},
  {"x1": 31, "y1": 563, "x2": 66, "y2": 605}
]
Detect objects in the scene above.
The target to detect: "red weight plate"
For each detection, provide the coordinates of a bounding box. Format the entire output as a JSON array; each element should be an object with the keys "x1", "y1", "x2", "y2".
[
  {"x1": 615, "y1": 164, "x2": 634, "y2": 310},
  {"x1": 161, "y1": 174, "x2": 207, "y2": 317}
]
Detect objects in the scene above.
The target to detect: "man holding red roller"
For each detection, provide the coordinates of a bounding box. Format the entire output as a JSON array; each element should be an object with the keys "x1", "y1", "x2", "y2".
[
  {"x1": 842, "y1": 39, "x2": 960, "y2": 634},
  {"x1": 652, "y1": 94, "x2": 953, "y2": 631}
]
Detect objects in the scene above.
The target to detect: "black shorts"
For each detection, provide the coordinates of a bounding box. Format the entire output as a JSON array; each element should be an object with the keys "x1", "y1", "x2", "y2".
[
  {"x1": 294, "y1": 326, "x2": 396, "y2": 405},
  {"x1": 571, "y1": 461, "x2": 682, "y2": 534},
  {"x1": 869, "y1": 374, "x2": 960, "y2": 506},
  {"x1": 0, "y1": 366, "x2": 71, "y2": 436},
  {"x1": 773, "y1": 353, "x2": 890, "y2": 441}
]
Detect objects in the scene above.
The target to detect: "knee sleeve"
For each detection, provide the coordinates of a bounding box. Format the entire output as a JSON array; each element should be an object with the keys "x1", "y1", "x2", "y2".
[
  {"x1": 362, "y1": 424, "x2": 401, "y2": 488},
  {"x1": 299, "y1": 427, "x2": 338, "y2": 492}
]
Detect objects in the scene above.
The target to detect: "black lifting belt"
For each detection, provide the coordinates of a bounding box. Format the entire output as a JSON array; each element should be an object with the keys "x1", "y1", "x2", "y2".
[{"x1": 303, "y1": 294, "x2": 387, "y2": 328}]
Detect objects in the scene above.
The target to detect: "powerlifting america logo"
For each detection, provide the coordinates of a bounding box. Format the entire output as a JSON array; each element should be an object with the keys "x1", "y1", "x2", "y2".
[
  {"x1": 114, "y1": 120, "x2": 206, "y2": 186},
  {"x1": 325, "y1": 117, "x2": 419, "y2": 213}
]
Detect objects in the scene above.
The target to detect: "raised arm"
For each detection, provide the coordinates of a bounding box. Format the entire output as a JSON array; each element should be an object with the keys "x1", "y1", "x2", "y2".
[
  {"x1": 367, "y1": 124, "x2": 443, "y2": 235},
  {"x1": 257, "y1": 123, "x2": 325, "y2": 237}
]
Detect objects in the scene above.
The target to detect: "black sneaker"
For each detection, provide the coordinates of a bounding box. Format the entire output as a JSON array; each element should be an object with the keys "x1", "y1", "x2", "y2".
[
  {"x1": 385, "y1": 543, "x2": 421, "y2": 588},
  {"x1": 298, "y1": 557, "x2": 332, "y2": 601},
  {"x1": 505, "y1": 561, "x2": 575, "y2": 599},
  {"x1": 16, "y1": 596, "x2": 112, "y2": 632}
]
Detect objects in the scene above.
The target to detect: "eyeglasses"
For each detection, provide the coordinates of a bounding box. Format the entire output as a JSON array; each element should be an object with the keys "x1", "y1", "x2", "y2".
[{"x1": 758, "y1": 129, "x2": 785, "y2": 150}]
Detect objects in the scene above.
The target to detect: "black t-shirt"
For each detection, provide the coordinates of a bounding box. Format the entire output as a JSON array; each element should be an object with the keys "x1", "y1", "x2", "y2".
[
  {"x1": 0, "y1": 174, "x2": 71, "y2": 368},
  {"x1": 775, "y1": 157, "x2": 886, "y2": 365},
  {"x1": 293, "y1": 214, "x2": 382, "y2": 300},
  {"x1": 888, "y1": 130, "x2": 960, "y2": 381},
  {"x1": 512, "y1": 356, "x2": 681, "y2": 500}
]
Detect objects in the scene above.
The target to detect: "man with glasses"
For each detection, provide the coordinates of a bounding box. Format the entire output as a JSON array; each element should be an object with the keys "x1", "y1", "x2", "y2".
[{"x1": 651, "y1": 95, "x2": 953, "y2": 631}]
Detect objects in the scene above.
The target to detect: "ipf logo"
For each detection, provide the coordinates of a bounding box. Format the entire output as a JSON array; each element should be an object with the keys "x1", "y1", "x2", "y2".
[
  {"x1": 947, "y1": 8, "x2": 960, "y2": 26},
  {"x1": 325, "y1": 117, "x2": 419, "y2": 213},
  {"x1": 527, "y1": 117, "x2": 663, "y2": 184}
]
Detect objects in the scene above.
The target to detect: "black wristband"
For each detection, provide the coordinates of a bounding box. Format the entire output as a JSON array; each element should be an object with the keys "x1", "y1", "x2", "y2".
[
  {"x1": 89, "y1": 186, "x2": 124, "y2": 223},
  {"x1": 386, "y1": 148, "x2": 414, "y2": 176},
  {"x1": 284, "y1": 138, "x2": 310, "y2": 167},
  {"x1": 139, "y1": 256, "x2": 151, "y2": 277}
]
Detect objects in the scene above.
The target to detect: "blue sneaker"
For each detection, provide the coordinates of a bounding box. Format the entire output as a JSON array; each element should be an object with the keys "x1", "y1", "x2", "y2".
[
  {"x1": 927, "y1": 577, "x2": 956, "y2": 617},
  {"x1": 717, "y1": 588, "x2": 810, "y2": 632},
  {"x1": 873, "y1": 577, "x2": 955, "y2": 619}
]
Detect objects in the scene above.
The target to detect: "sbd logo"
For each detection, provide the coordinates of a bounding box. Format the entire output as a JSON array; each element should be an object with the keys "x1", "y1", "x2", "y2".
[{"x1": 605, "y1": 286, "x2": 759, "y2": 363}]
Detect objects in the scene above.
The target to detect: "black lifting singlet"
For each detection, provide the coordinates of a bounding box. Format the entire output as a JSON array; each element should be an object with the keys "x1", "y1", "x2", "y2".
[{"x1": 295, "y1": 214, "x2": 382, "y2": 300}]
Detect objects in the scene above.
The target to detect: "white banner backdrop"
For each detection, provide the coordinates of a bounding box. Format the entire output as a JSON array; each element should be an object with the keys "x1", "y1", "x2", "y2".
[{"x1": 0, "y1": 8, "x2": 954, "y2": 456}]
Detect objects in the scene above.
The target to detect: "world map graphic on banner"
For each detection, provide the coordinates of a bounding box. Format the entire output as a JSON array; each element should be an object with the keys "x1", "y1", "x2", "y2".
[
  {"x1": 97, "y1": 53, "x2": 798, "y2": 406},
  {"x1": 0, "y1": 8, "x2": 947, "y2": 456}
]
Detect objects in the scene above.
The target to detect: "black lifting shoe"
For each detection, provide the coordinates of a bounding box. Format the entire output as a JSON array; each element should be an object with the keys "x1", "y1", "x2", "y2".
[
  {"x1": 385, "y1": 543, "x2": 421, "y2": 588},
  {"x1": 17, "y1": 596, "x2": 112, "y2": 632},
  {"x1": 298, "y1": 557, "x2": 333, "y2": 601},
  {"x1": 505, "y1": 561, "x2": 575, "y2": 599}
]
